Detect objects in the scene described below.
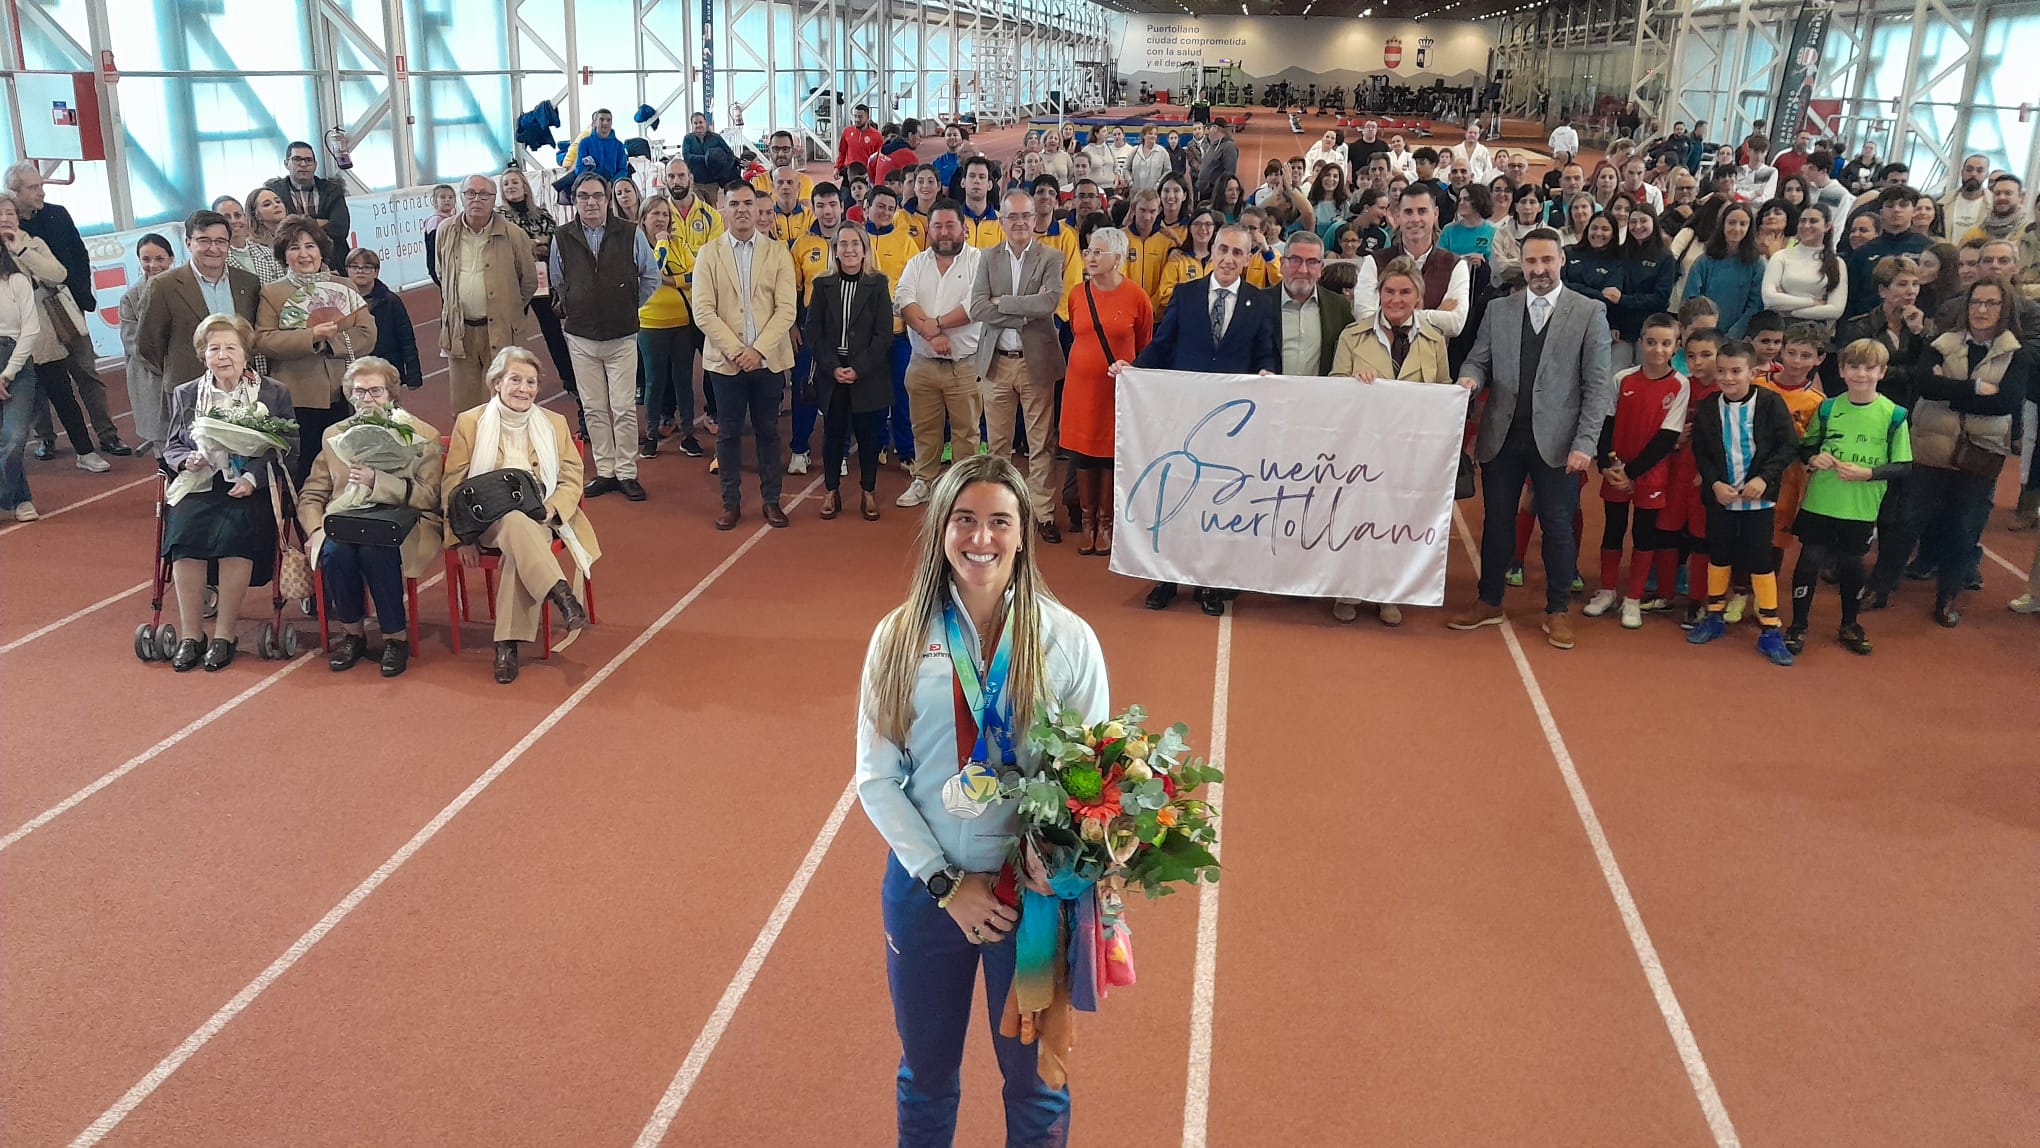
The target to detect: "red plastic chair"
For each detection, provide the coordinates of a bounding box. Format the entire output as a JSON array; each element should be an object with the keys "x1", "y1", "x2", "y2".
[
  {"x1": 443, "y1": 538, "x2": 597, "y2": 659},
  {"x1": 314, "y1": 566, "x2": 423, "y2": 660}
]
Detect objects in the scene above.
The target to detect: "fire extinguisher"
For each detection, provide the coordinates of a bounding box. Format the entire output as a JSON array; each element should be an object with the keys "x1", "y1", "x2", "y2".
[{"x1": 324, "y1": 126, "x2": 355, "y2": 171}]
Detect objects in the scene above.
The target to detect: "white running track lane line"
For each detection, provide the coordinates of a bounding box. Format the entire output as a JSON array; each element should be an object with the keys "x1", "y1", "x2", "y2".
[
  {"x1": 0, "y1": 569, "x2": 445, "y2": 853},
  {"x1": 1450, "y1": 506, "x2": 1741, "y2": 1148},
  {"x1": 1982, "y1": 543, "x2": 2022, "y2": 577},
  {"x1": 65, "y1": 478, "x2": 823, "y2": 1148},
  {"x1": 0, "y1": 580, "x2": 151, "y2": 655},
  {"x1": 0, "y1": 474, "x2": 157, "y2": 538},
  {"x1": 631, "y1": 778, "x2": 859, "y2": 1147},
  {"x1": 1179, "y1": 606, "x2": 1233, "y2": 1148}
]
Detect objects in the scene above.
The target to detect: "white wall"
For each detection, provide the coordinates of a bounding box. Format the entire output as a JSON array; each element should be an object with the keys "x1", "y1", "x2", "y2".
[{"x1": 1114, "y1": 17, "x2": 1497, "y2": 91}]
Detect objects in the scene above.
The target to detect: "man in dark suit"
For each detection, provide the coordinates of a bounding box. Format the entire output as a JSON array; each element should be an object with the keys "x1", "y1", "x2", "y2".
[
  {"x1": 1120, "y1": 222, "x2": 1280, "y2": 615},
  {"x1": 265, "y1": 140, "x2": 352, "y2": 263},
  {"x1": 1447, "y1": 227, "x2": 1616, "y2": 650},
  {"x1": 138, "y1": 209, "x2": 263, "y2": 391}
]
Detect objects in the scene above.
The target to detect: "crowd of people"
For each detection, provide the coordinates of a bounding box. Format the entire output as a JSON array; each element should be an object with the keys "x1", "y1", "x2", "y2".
[{"x1": 2, "y1": 107, "x2": 2035, "y2": 682}]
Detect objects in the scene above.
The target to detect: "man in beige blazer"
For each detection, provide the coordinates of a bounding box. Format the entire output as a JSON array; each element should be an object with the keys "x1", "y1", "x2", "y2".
[
  {"x1": 692, "y1": 181, "x2": 798, "y2": 530},
  {"x1": 968, "y1": 190, "x2": 1068, "y2": 541},
  {"x1": 138, "y1": 209, "x2": 261, "y2": 389},
  {"x1": 436, "y1": 174, "x2": 536, "y2": 415}
]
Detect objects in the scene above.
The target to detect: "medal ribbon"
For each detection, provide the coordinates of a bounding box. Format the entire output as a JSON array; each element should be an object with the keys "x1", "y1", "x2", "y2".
[{"x1": 943, "y1": 599, "x2": 1014, "y2": 768}]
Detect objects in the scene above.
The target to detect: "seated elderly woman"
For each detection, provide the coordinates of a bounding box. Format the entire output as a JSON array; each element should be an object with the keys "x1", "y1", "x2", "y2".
[
  {"x1": 160, "y1": 313, "x2": 298, "y2": 672},
  {"x1": 442, "y1": 346, "x2": 600, "y2": 684},
  {"x1": 296, "y1": 356, "x2": 444, "y2": 677},
  {"x1": 254, "y1": 214, "x2": 377, "y2": 485}
]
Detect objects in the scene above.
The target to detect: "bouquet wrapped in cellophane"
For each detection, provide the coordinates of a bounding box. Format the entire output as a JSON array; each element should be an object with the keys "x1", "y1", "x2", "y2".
[
  {"x1": 165, "y1": 400, "x2": 299, "y2": 505},
  {"x1": 997, "y1": 704, "x2": 1222, "y2": 1087},
  {"x1": 323, "y1": 408, "x2": 430, "y2": 515}
]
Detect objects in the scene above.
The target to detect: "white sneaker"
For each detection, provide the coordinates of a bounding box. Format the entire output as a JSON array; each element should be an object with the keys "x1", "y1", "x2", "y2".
[
  {"x1": 2010, "y1": 592, "x2": 2040, "y2": 615},
  {"x1": 895, "y1": 478, "x2": 931, "y2": 508},
  {"x1": 1582, "y1": 588, "x2": 1620, "y2": 617},
  {"x1": 1620, "y1": 598, "x2": 1643, "y2": 629},
  {"x1": 76, "y1": 452, "x2": 111, "y2": 473},
  {"x1": 786, "y1": 451, "x2": 811, "y2": 475},
  {"x1": 12, "y1": 501, "x2": 37, "y2": 522},
  {"x1": 1376, "y1": 603, "x2": 1403, "y2": 626}
]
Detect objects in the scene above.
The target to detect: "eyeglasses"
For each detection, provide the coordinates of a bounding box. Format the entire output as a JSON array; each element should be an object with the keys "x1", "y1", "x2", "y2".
[
  {"x1": 461, "y1": 190, "x2": 495, "y2": 200},
  {"x1": 1281, "y1": 254, "x2": 1323, "y2": 268},
  {"x1": 189, "y1": 237, "x2": 230, "y2": 248},
  {"x1": 1969, "y1": 297, "x2": 2005, "y2": 309},
  {"x1": 349, "y1": 386, "x2": 391, "y2": 400}
]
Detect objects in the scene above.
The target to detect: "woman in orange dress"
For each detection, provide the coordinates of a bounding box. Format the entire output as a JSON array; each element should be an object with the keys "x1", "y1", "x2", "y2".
[{"x1": 1061, "y1": 226, "x2": 1154, "y2": 556}]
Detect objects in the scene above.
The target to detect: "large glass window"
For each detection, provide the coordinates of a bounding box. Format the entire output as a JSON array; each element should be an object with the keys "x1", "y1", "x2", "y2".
[
  {"x1": 13, "y1": 0, "x2": 1116, "y2": 233},
  {"x1": 1972, "y1": 9, "x2": 2040, "y2": 184}
]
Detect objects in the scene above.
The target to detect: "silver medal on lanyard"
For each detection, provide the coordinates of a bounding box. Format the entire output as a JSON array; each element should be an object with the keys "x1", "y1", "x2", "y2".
[{"x1": 939, "y1": 602, "x2": 1013, "y2": 820}]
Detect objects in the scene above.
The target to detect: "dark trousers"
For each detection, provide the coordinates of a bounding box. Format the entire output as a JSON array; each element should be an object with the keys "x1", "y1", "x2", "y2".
[
  {"x1": 822, "y1": 385, "x2": 884, "y2": 493},
  {"x1": 789, "y1": 345, "x2": 817, "y2": 456},
  {"x1": 34, "y1": 342, "x2": 117, "y2": 445},
  {"x1": 711, "y1": 367, "x2": 785, "y2": 509},
  {"x1": 1869, "y1": 464, "x2": 1997, "y2": 603},
  {"x1": 638, "y1": 324, "x2": 699, "y2": 431},
  {"x1": 321, "y1": 539, "x2": 408, "y2": 632},
  {"x1": 881, "y1": 857, "x2": 1069, "y2": 1148},
  {"x1": 528, "y1": 296, "x2": 578, "y2": 396},
  {"x1": 1479, "y1": 434, "x2": 1580, "y2": 613},
  {"x1": 31, "y1": 353, "x2": 96, "y2": 454},
  {"x1": 886, "y1": 333, "x2": 914, "y2": 458}
]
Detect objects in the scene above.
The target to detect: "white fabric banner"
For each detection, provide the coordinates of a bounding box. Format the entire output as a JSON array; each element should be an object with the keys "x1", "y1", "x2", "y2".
[{"x1": 1110, "y1": 368, "x2": 1469, "y2": 606}]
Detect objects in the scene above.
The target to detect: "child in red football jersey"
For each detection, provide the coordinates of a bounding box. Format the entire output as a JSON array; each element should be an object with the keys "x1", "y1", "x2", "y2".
[
  {"x1": 1659, "y1": 327, "x2": 1723, "y2": 626},
  {"x1": 1585, "y1": 313, "x2": 1690, "y2": 628}
]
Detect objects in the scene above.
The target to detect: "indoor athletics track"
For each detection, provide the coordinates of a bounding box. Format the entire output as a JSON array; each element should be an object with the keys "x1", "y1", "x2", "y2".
[{"x1": 2, "y1": 116, "x2": 2035, "y2": 1147}]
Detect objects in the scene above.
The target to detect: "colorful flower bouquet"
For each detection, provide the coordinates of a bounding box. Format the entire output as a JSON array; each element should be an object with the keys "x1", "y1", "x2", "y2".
[{"x1": 997, "y1": 704, "x2": 1222, "y2": 1086}]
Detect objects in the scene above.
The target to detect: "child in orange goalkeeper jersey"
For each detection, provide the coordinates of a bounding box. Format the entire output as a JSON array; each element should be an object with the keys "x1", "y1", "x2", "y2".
[{"x1": 1756, "y1": 323, "x2": 1829, "y2": 570}]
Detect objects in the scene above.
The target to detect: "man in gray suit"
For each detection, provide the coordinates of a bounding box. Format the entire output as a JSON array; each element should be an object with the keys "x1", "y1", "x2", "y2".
[
  {"x1": 1447, "y1": 227, "x2": 1614, "y2": 650},
  {"x1": 970, "y1": 190, "x2": 1069, "y2": 543},
  {"x1": 1196, "y1": 118, "x2": 1240, "y2": 204}
]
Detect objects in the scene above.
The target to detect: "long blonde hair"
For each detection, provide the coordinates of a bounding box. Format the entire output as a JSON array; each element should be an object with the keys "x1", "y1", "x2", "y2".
[{"x1": 866, "y1": 454, "x2": 1056, "y2": 747}]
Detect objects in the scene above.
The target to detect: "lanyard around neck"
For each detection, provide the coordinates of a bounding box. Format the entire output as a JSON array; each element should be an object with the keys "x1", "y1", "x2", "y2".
[{"x1": 943, "y1": 598, "x2": 1015, "y2": 768}]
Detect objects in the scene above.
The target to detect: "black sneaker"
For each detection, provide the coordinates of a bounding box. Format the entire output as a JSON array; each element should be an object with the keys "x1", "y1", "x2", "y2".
[
  {"x1": 677, "y1": 435, "x2": 704, "y2": 458},
  {"x1": 32, "y1": 439, "x2": 55, "y2": 461},
  {"x1": 99, "y1": 437, "x2": 134, "y2": 457},
  {"x1": 1837, "y1": 623, "x2": 1872, "y2": 655},
  {"x1": 639, "y1": 434, "x2": 659, "y2": 458},
  {"x1": 1679, "y1": 602, "x2": 1704, "y2": 629},
  {"x1": 1902, "y1": 563, "x2": 1935, "y2": 582},
  {"x1": 1782, "y1": 625, "x2": 1806, "y2": 656},
  {"x1": 1964, "y1": 573, "x2": 1984, "y2": 592},
  {"x1": 1859, "y1": 587, "x2": 1890, "y2": 611}
]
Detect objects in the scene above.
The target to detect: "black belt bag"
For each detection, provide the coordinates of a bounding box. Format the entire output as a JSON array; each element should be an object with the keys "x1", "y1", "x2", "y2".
[
  {"x1": 325, "y1": 503, "x2": 422, "y2": 548},
  {"x1": 447, "y1": 467, "x2": 548, "y2": 545}
]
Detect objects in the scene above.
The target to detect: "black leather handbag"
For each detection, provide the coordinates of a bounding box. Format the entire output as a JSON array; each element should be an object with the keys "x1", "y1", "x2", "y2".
[
  {"x1": 325, "y1": 503, "x2": 421, "y2": 547},
  {"x1": 447, "y1": 467, "x2": 548, "y2": 545}
]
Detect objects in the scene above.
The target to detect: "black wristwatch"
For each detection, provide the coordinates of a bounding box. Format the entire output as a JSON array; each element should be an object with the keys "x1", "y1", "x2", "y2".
[{"x1": 924, "y1": 865, "x2": 964, "y2": 907}]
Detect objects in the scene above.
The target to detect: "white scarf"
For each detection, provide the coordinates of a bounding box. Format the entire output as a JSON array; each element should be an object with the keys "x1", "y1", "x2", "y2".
[{"x1": 468, "y1": 396, "x2": 594, "y2": 578}]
